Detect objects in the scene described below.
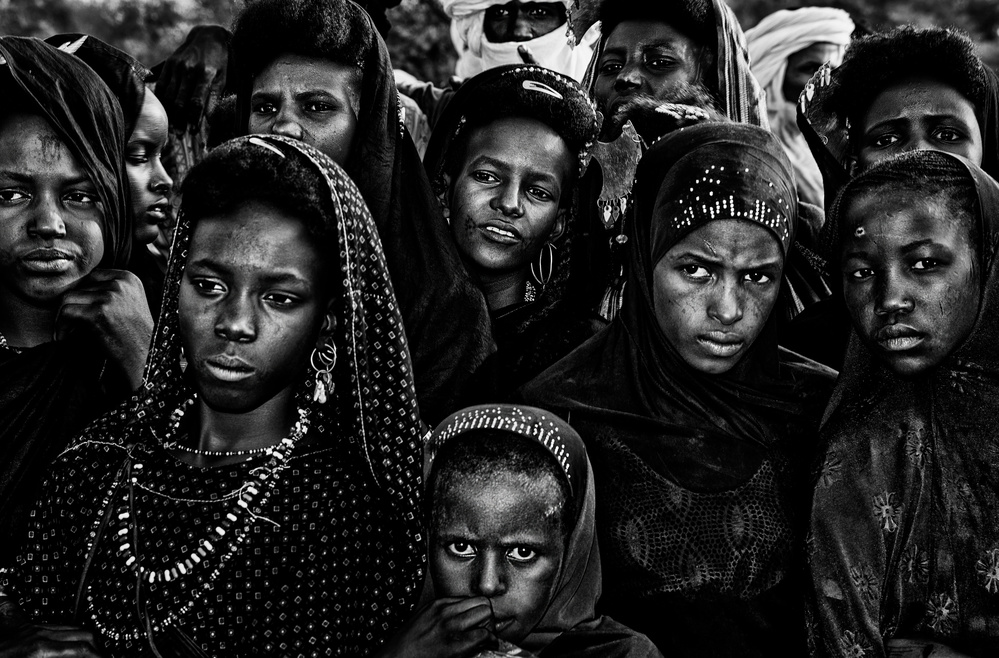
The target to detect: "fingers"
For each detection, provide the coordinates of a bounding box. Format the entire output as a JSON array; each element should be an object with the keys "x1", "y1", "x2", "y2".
[{"x1": 517, "y1": 45, "x2": 538, "y2": 65}]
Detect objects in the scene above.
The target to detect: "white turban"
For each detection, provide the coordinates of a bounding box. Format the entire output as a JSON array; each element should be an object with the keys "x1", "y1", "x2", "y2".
[
  {"x1": 441, "y1": 0, "x2": 600, "y2": 82},
  {"x1": 746, "y1": 7, "x2": 854, "y2": 207}
]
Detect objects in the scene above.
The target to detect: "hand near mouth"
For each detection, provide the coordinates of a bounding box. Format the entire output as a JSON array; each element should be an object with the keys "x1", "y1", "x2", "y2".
[{"x1": 369, "y1": 597, "x2": 497, "y2": 658}]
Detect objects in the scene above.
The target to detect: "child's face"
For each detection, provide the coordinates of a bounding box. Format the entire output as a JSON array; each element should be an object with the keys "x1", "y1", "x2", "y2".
[{"x1": 430, "y1": 472, "x2": 565, "y2": 643}]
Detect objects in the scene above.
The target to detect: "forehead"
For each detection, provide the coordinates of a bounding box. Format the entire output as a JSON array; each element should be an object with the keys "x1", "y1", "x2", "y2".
[
  {"x1": 435, "y1": 471, "x2": 564, "y2": 531},
  {"x1": 863, "y1": 78, "x2": 979, "y2": 124},
  {"x1": 0, "y1": 112, "x2": 85, "y2": 176},
  {"x1": 463, "y1": 116, "x2": 572, "y2": 172},
  {"x1": 843, "y1": 189, "x2": 974, "y2": 246},
  {"x1": 188, "y1": 200, "x2": 324, "y2": 273},
  {"x1": 788, "y1": 42, "x2": 843, "y2": 65},
  {"x1": 131, "y1": 90, "x2": 168, "y2": 139},
  {"x1": 253, "y1": 53, "x2": 360, "y2": 95},
  {"x1": 604, "y1": 20, "x2": 701, "y2": 52},
  {"x1": 665, "y1": 218, "x2": 783, "y2": 263}
]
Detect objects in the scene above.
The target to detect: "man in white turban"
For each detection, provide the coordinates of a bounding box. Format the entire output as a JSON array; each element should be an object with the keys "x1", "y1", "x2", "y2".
[
  {"x1": 746, "y1": 7, "x2": 854, "y2": 208},
  {"x1": 443, "y1": 0, "x2": 600, "y2": 82}
]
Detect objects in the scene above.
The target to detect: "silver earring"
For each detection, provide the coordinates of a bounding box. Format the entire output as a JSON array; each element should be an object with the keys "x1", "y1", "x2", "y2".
[
  {"x1": 310, "y1": 341, "x2": 337, "y2": 404},
  {"x1": 530, "y1": 242, "x2": 557, "y2": 289}
]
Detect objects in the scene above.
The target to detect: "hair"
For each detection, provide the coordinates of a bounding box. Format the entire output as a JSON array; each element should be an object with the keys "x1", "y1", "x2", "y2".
[
  {"x1": 597, "y1": 0, "x2": 715, "y2": 52},
  {"x1": 827, "y1": 26, "x2": 990, "y2": 149},
  {"x1": 181, "y1": 139, "x2": 340, "y2": 256},
  {"x1": 428, "y1": 430, "x2": 573, "y2": 541},
  {"x1": 832, "y1": 150, "x2": 981, "y2": 262},
  {"x1": 230, "y1": 0, "x2": 373, "y2": 78}
]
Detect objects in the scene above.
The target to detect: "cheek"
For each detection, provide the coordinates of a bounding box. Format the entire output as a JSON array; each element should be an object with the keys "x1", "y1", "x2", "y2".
[
  {"x1": 742, "y1": 286, "x2": 779, "y2": 338},
  {"x1": 126, "y1": 162, "x2": 150, "y2": 198},
  {"x1": 73, "y1": 216, "x2": 106, "y2": 269},
  {"x1": 652, "y1": 274, "x2": 701, "y2": 338},
  {"x1": 428, "y1": 548, "x2": 469, "y2": 597}
]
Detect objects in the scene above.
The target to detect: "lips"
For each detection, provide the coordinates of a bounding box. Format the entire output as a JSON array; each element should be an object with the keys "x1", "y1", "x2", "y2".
[
  {"x1": 874, "y1": 324, "x2": 925, "y2": 352},
  {"x1": 479, "y1": 221, "x2": 521, "y2": 245},
  {"x1": 696, "y1": 332, "x2": 745, "y2": 358},
  {"x1": 204, "y1": 355, "x2": 255, "y2": 382},
  {"x1": 20, "y1": 247, "x2": 74, "y2": 274},
  {"x1": 145, "y1": 200, "x2": 172, "y2": 223}
]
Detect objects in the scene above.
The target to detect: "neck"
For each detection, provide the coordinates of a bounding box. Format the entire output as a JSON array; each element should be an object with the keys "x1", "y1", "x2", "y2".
[
  {"x1": 479, "y1": 269, "x2": 529, "y2": 311},
  {"x1": 188, "y1": 388, "x2": 299, "y2": 466},
  {"x1": 0, "y1": 288, "x2": 58, "y2": 348}
]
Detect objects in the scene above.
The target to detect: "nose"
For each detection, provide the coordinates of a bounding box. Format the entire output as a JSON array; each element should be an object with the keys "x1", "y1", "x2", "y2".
[
  {"x1": 215, "y1": 293, "x2": 257, "y2": 342},
  {"x1": 904, "y1": 134, "x2": 933, "y2": 153},
  {"x1": 490, "y1": 183, "x2": 523, "y2": 218},
  {"x1": 512, "y1": 14, "x2": 534, "y2": 41},
  {"x1": 874, "y1": 270, "x2": 914, "y2": 316},
  {"x1": 28, "y1": 194, "x2": 67, "y2": 240},
  {"x1": 149, "y1": 157, "x2": 174, "y2": 198},
  {"x1": 614, "y1": 61, "x2": 642, "y2": 93},
  {"x1": 271, "y1": 105, "x2": 303, "y2": 140},
  {"x1": 708, "y1": 280, "x2": 744, "y2": 325},
  {"x1": 472, "y1": 553, "x2": 507, "y2": 598}
]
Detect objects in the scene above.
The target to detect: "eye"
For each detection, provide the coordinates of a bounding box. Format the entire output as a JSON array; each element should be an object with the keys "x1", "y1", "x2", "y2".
[
  {"x1": 598, "y1": 60, "x2": 623, "y2": 76},
  {"x1": 263, "y1": 291, "x2": 301, "y2": 307},
  {"x1": 870, "y1": 133, "x2": 900, "y2": 149},
  {"x1": 486, "y1": 6, "x2": 509, "y2": 19},
  {"x1": 743, "y1": 272, "x2": 772, "y2": 284},
  {"x1": 64, "y1": 190, "x2": 98, "y2": 207},
  {"x1": 126, "y1": 148, "x2": 150, "y2": 165},
  {"x1": 912, "y1": 258, "x2": 943, "y2": 271},
  {"x1": 680, "y1": 264, "x2": 710, "y2": 279},
  {"x1": 528, "y1": 7, "x2": 554, "y2": 19},
  {"x1": 471, "y1": 170, "x2": 500, "y2": 184},
  {"x1": 447, "y1": 542, "x2": 476, "y2": 558},
  {"x1": 933, "y1": 127, "x2": 965, "y2": 143},
  {"x1": 848, "y1": 268, "x2": 874, "y2": 281},
  {"x1": 191, "y1": 278, "x2": 226, "y2": 296},
  {"x1": 507, "y1": 547, "x2": 537, "y2": 562},
  {"x1": 251, "y1": 101, "x2": 277, "y2": 116},
  {"x1": 527, "y1": 186, "x2": 555, "y2": 202},
  {"x1": 646, "y1": 55, "x2": 676, "y2": 70},
  {"x1": 304, "y1": 101, "x2": 335, "y2": 113},
  {"x1": 0, "y1": 189, "x2": 29, "y2": 204}
]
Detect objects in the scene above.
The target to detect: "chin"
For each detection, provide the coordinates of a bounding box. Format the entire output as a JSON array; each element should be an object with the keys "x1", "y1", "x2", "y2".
[{"x1": 882, "y1": 355, "x2": 936, "y2": 378}]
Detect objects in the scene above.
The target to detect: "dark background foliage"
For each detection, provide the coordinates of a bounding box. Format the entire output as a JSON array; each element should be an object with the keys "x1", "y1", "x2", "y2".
[{"x1": 1, "y1": 0, "x2": 996, "y2": 84}]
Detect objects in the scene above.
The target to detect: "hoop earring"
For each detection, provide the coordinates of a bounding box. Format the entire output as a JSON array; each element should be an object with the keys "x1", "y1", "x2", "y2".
[
  {"x1": 530, "y1": 242, "x2": 557, "y2": 289},
  {"x1": 310, "y1": 341, "x2": 337, "y2": 404}
]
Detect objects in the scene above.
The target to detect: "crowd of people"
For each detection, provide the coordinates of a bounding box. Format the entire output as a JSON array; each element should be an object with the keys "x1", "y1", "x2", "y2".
[{"x1": 0, "y1": 0, "x2": 997, "y2": 656}]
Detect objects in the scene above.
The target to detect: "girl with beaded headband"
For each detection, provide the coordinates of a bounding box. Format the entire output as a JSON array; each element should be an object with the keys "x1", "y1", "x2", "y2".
[
  {"x1": 0, "y1": 135, "x2": 425, "y2": 657},
  {"x1": 377, "y1": 404, "x2": 661, "y2": 657},
  {"x1": 521, "y1": 122, "x2": 836, "y2": 656},
  {"x1": 423, "y1": 64, "x2": 600, "y2": 395}
]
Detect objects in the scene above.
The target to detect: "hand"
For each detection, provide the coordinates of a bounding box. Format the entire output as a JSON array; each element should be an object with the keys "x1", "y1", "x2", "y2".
[
  {"x1": 0, "y1": 623, "x2": 104, "y2": 658},
  {"x1": 155, "y1": 25, "x2": 231, "y2": 133},
  {"x1": 373, "y1": 597, "x2": 497, "y2": 658},
  {"x1": 56, "y1": 270, "x2": 154, "y2": 391},
  {"x1": 517, "y1": 45, "x2": 538, "y2": 65},
  {"x1": 605, "y1": 96, "x2": 716, "y2": 144},
  {"x1": 887, "y1": 638, "x2": 974, "y2": 658}
]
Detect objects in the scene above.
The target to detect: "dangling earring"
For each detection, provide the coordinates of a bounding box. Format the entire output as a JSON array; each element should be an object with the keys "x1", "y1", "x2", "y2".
[
  {"x1": 530, "y1": 242, "x2": 557, "y2": 289},
  {"x1": 440, "y1": 201, "x2": 451, "y2": 225},
  {"x1": 310, "y1": 341, "x2": 337, "y2": 404}
]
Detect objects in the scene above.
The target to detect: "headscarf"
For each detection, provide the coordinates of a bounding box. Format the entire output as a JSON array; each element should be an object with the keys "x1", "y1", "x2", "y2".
[
  {"x1": 231, "y1": 0, "x2": 494, "y2": 423},
  {"x1": 0, "y1": 36, "x2": 131, "y2": 564},
  {"x1": 43, "y1": 33, "x2": 152, "y2": 139},
  {"x1": 521, "y1": 122, "x2": 835, "y2": 656},
  {"x1": 424, "y1": 404, "x2": 662, "y2": 657},
  {"x1": 443, "y1": 0, "x2": 600, "y2": 82},
  {"x1": 809, "y1": 151, "x2": 999, "y2": 657},
  {"x1": 746, "y1": 8, "x2": 853, "y2": 208},
  {"x1": 0, "y1": 36, "x2": 129, "y2": 267}
]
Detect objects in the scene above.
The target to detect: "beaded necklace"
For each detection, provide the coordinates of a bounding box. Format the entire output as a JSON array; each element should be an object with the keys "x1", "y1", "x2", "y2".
[
  {"x1": 161, "y1": 396, "x2": 281, "y2": 457},
  {"x1": 87, "y1": 401, "x2": 309, "y2": 641}
]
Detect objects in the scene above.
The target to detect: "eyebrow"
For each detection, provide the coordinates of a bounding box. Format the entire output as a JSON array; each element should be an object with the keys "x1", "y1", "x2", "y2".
[
  {"x1": 867, "y1": 113, "x2": 975, "y2": 131},
  {"x1": 186, "y1": 258, "x2": 312, "y2": 286},
  {"x1": 673, "y1": 249, "x2": 782, "y2": 270},
  {"x1": 0, "y1": 170, "x2": 93, "y2": 187},
  {"x1": 469, "y1": 155, "x2": 560, "y2": 185}
]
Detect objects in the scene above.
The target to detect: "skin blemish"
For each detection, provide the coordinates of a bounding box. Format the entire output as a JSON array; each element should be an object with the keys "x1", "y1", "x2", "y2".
[
  {"x1": 701, "y1": 239, "x2": 718, "y2": 256},
  {"x1": 38, "y1": 134, "x2": 65, "y2": 162},
  {"x1": 854, "y1": 227, "x2": 865, "y2": 238}
]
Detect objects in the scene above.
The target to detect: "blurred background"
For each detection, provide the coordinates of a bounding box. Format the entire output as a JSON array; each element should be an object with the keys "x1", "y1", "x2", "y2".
[{"x1": 1, "y1": 0, "x2": 997, "y2": 85}]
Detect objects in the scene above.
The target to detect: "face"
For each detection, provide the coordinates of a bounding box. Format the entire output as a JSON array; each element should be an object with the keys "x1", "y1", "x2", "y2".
[
  {"x1": 431, "y1": 471, "x2": 565, "y2": 643},
  {"x1": 127, "y1": 89, "x2": 173, "y2": 245},
  {"x1": 856, "y1": 78, "x2": 983, "y2": 171},
  {"x1": 782, "y1": 42, "x2": 844, "y2": 103},
  {"x1": 0, "y1": 113, "x2": 105, "y2": 306},
  {"x1": 249, "y1": 53, "x2": 361, "y2": 166},
  {"x1": 594, "y1": 21, "x2": 708, "y2": 121},
  {"x1": 653, "y1": 220, "x2": 783, "y2": 375},
  {"x1": 483, "y1": 1, "x2": 566, "y2": 43},
  {"x1": 447, "y1": 116, "x2": 571, "y2": 281},
  {"x1": 178, "y1": 200, "x2": 333, "y2": 412},
  {"x1": 840, "y1": 190, "x2": 979, "y2": 377}
]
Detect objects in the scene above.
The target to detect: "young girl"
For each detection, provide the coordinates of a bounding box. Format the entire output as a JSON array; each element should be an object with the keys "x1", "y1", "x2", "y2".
[
  {"x1": 809, "y1": 150, "x2": 999, "y2": 657},
  {"x1": 380, "y1": 404, "x2": 661, "y2": 658}
]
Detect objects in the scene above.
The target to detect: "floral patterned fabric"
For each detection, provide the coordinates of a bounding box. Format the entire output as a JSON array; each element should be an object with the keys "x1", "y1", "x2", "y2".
[
  {"x1": 0, "y1": 135, "x2": 426, "y2": 656},
  {"x1": 808, "y1": 152, "x2": 999, "y2": 657}
]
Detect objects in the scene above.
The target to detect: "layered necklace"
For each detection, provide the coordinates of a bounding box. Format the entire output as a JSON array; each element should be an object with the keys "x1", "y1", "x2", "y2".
[{"x1": 87, "y1": 398, "x2": 310, "y2": 642}]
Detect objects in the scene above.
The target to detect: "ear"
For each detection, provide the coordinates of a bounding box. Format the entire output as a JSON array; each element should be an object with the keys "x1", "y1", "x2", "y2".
[
  {"x1": 548, "y1": 209, "x2": 568, "y2": 243},
  {"x1": 316, "y1": 300, "x2": 337, "y2": 348}
]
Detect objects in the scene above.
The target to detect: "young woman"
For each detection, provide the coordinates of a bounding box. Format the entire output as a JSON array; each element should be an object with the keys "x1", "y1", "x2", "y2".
[
  {"x1": 423, "y1": 64, "x2": 600, "y2": 392},
  {"x1": 521, "y1": 122, "x2": 836, "y2": 657},
  {"x1": 809, "y1": 150, "x2": 999, "y2": 658},
  {"x1": 228, "y1": 0, "x2": 493, "y2": 423},
  {"x1": 0, "y1": 36, "x2": 134, "y2": 564},
  {"x1": 381, "y1": 404, "x2": 661, "y2": 658},
  {"x1": 0, "y1": 135, "x2": 425, "y2": 656}
]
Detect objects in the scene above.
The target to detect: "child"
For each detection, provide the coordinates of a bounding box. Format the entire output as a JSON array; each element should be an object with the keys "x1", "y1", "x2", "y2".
[{"x1": 377, "y1": 404, "x2": 662, "y2": 657}]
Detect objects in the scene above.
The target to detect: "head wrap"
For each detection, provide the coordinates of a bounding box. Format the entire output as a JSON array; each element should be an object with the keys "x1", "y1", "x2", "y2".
[
  {"x1": 745, "y1": 8, "x2": 853, "y2": 207},
  {"x1": 424, "y1": 404, "x2": 660, "y2": 656},
  {"x1": 443, "y1": 0, "x2": 600, "y2": 82},
  {"x1": 810, "y1": 150, "x2": 999, "y2": 657},
  {"x1": 0, "y1": 36, "x2": 129, "y2": 267},
  {"x1": 231, "y1": 0, "x2": 494, "y2": 423},
  {"x1": 43, "y1": 33, "x2": 152, "y2": 139}
]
